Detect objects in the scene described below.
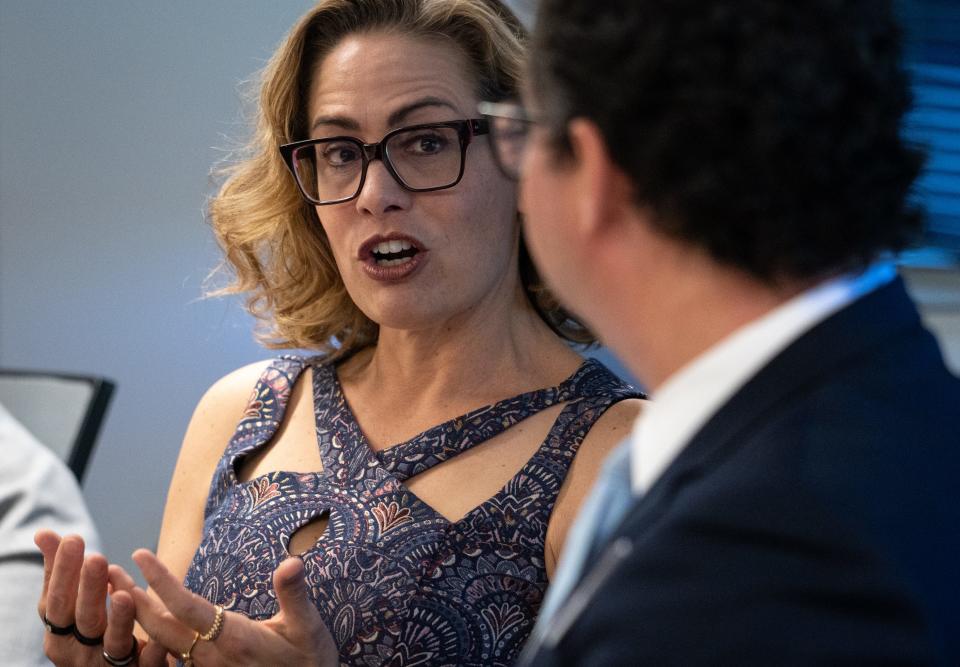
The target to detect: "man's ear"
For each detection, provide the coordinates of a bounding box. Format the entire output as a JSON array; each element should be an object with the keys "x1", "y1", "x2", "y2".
[{"x1": 566, "y1": 118, "x2": 633, "y2": 239}]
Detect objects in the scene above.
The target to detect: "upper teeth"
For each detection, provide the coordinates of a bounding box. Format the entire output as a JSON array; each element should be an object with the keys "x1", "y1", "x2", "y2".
[{"x1": 373, "y1": 239, "x2": 413, "y2": 255}]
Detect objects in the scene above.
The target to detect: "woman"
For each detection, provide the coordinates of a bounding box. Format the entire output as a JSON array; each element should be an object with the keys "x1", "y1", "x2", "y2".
[{"x1": 36, "y1": 1, "x2": 643, "y2": 664}]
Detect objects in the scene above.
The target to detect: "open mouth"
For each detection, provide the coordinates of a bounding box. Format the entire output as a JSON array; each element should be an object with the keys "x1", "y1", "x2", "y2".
[{"x1": 370, "y1": 239, "x2": 420, "y2": 266}]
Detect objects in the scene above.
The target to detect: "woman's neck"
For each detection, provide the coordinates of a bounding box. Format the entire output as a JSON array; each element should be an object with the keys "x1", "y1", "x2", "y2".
[{"x1": 339, "y1": 286, "x2": 581, "y2": 421}]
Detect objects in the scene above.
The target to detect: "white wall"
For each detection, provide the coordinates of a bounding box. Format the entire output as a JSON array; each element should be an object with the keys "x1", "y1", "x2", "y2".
[{"x1": 0, "y1": 1, "x2": 314, "y2": 574}]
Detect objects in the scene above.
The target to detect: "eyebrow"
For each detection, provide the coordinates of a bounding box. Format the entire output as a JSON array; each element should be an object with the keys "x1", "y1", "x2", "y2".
[{"x1": 311, "y1": 97, "x2": 460, "y2": 134}]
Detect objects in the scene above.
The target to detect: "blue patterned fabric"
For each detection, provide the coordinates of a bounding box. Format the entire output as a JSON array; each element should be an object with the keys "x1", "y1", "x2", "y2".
[
  {"x1": 528, "y1": 438, "x2": 634, "y2": 642},
  {"x1": 183, "y1": 355, "x2": 640, "y2": 666}
]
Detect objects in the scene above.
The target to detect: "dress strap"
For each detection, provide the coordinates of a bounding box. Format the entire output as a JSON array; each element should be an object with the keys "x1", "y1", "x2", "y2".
[
  {"x1": 379, "y1": 359, "x2": 641, "y2": 482},
  {"x1": 201, "y1": 355, "x2": 310, "y2": 519},
  {"x1": 531, "y1": 391, "x2": 635, "y2": 518},
  {"x1": 441, "y1": 366, "x2": 642, "y2": 548},
  {"x1": 223, "y1": 355, "x2": 310, "y2": 473},
  {"x1": 460, "y1": 382, "x2": 641, "y2": 543}
]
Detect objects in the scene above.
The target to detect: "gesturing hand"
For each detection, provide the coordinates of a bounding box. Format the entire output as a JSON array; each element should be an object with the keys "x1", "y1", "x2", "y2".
[
  {"x1": 34, "y1": 530, "x2": 144, "y2": 667},
  {"x1": 110, "y1": 549, "x2": 339, "y2": 666}
]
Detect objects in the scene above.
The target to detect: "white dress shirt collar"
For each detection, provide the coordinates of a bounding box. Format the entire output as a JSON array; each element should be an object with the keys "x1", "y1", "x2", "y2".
[{"x1": 629, "y1": 263, "x2": 897, "y2": 494}]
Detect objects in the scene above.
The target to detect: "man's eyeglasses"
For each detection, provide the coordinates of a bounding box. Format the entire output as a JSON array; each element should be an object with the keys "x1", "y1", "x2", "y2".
[
  {"x1": 478, "y1": 101, "x2": 533, "y2": 181},
  {"x1": 279, "y1": 119, "x2": 489, "y2": 205}
]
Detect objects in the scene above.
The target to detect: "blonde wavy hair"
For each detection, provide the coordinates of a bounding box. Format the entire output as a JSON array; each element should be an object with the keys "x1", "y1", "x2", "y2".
[{"x1": 209, "y1": 0, "x2": 594, "y2": 359}]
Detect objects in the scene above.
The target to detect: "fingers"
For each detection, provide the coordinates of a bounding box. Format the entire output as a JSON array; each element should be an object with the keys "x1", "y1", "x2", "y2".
[
  {"x1": 44, "y1": 534, "x2": 85, "y2": 628},
  {"x1": 137, "y1": 639, "x2": 171, "y2": 667},
  {"x1": 34, "y1": 529, "x2": 62, "y2": 618},
  {"x1": 129, "y1": 553, "x2": 336, "y2": 666},
  {"x1": 108, "y1": 562, "x2": 139, "y2": 593},
  {"x1": 34, "y1": 528, "x2": 63, "y2": 551},
  {"x1": 132, "y1": 549, "x2": 216, "y2": 633},
  {"x1": 110, "y1": 568, "x2": 182, "y2": 666},
  {"x1": 273, "y1": 557, "x2": 338, "y2": 661},
  {"x1": 104, "y1": 589, "x2": 138, "y2": 662},
  {"x1": 127, "y1": 585, "x2": 197, "y2": 658},
  {"x1": 75, "y1": 553, "x2": 109, "y2": 639},
  {"x1": 273, "y1": 557, "x2": 314, "y2": 627}
]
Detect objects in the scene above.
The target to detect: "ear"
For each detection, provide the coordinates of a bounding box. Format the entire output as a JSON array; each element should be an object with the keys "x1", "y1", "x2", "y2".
[{"x1": 566, "y1": 118, "x2": 633, "y2": 239}]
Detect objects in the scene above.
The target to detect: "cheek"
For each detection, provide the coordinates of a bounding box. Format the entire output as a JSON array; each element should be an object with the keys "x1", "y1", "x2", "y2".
[
  {"x1": 456, "y1": 169, "x2": 519, "y2": 263},
  {"x1": 315, "y1": 209, "x2": 353, "y2": 266}
]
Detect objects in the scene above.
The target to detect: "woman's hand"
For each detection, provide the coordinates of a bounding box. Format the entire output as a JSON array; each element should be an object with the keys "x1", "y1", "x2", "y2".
[
  {"x1": 111, "y1": 549, "x2": 338, "y2": 666},
  {"x1": 34, "y1": 530, "x2": 143, "y2": 666}
]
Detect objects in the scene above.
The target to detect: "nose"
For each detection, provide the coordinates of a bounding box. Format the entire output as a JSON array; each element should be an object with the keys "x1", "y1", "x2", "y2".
[{"x1": 355, "y1": 158, "x2": 411, "y2": 217}]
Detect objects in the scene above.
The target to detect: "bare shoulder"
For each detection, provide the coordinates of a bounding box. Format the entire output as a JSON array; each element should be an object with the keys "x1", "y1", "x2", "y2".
[
  {"x1": 175, "y1": 360, "x2": 269, "y2": 461},
  {"x1": 545, "y1": 397, "x2": 645, "y2": 575},
  {"x1": 566, "y1": 398, "x2": 644, "y2": 492},
  {"x1": 583, "y1": 398, "x2": 645, "y2": 451},
  {"x1": 200, "y1": 359, "x2": 273, "y2": 411},
  {"x1": 170, "y1": 358, "x2": 272, "y2": 483},
  {"x1": 192, "y1": 359, "x2": 270, "y2": 426},
  {"x1": 156, "y1": 359, "x2": 274, "y2": 572}
]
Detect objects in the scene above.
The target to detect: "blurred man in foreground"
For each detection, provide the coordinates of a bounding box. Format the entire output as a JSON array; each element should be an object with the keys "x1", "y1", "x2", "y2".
[{"x1": 490, "y1": 0, "x2": 960, "y2": 663}]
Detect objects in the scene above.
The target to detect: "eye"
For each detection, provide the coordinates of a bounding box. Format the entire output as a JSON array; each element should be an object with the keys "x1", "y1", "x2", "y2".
[
  {"x1": 403, "y1": 132, "x2": 449, "y2": 156},
  {"x1": 320, "y1": 141, "x2": 361, "y2": 167}
]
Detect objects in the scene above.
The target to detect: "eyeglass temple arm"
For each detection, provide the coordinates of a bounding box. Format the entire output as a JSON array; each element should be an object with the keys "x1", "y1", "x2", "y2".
[{"x1": 468, "y1": 118, "x2": 490, "y2": 138}]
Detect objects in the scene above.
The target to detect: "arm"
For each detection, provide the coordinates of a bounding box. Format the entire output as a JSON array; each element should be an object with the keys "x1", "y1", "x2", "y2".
[
  {"x1": 32, "y1": 362, "x2": 269, "y2": 666},
  {"x1": 105, "y1": 359, "x2": 338, "y2": 666},
  {"x1": 155, "y1": 360, "x2": 270, "y2": 582},
  {"x1": 544, "y1": 398, "x2": 643, "y2": 577}
]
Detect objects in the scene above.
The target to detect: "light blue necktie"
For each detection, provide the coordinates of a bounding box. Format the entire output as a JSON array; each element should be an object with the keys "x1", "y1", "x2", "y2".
[{"x1": 531, "y1": 438, "x2": 636, "y2": 638}]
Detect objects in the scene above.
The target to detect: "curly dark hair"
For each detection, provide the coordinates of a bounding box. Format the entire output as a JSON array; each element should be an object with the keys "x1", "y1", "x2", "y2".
[{"x1": 530, "y1": 0, "x2": 926, "y2": 283}]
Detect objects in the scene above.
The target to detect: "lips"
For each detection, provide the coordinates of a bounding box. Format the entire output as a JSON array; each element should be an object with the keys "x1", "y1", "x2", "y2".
[{"x1": 357, "y1": 233, "x2": 428, "y2": 282}]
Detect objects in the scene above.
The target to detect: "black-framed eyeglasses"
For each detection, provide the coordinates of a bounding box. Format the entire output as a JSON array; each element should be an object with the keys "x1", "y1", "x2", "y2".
[
  {"x1": 279, "y1": 119, "x2": 489, "y2": 205},
  {"x1": 478, "y1": 101, "x2": 533, "y2": 181}
]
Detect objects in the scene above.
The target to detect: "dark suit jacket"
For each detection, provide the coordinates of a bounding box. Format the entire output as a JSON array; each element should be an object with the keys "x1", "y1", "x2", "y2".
[{"x1": 525, "y1": 278, "x2": 960, "y2": 666}]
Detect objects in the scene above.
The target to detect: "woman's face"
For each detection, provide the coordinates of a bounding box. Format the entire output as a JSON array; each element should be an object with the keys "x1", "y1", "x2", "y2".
[{"x1": 307, "y1": 31, "x2": 519, "y2": 333}]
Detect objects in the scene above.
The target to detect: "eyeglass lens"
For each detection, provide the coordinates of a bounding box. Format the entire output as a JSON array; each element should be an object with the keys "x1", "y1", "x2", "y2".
[
  {"x1": 291, "y1": 125, "x2": 463, "y2": 203},
  {"x1": 488, "y1": 115, "x2": 530, "y2": 179}
]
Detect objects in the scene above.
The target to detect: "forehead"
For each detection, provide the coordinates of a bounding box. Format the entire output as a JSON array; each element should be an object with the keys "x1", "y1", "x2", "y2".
[{"x1": 308, "y1": 31, "x2": 479, "y2": 131}]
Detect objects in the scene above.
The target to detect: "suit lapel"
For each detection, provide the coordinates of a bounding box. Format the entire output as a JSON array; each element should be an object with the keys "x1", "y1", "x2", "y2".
[
  {"x1": 531, "y1": 279, "x2": 930, "y2": 654},
  {"x1": 619, "y1": 277, "x2": 925, "y2": 536}
]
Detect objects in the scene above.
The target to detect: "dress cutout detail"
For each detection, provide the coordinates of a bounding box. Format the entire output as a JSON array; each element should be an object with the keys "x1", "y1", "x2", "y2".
[{"x1": 184, "y1": 355, "x2": 641, "y2": 666}]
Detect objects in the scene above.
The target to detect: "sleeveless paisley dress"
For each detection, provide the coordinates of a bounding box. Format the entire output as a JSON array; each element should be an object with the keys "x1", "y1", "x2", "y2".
[{"x1": 183, "y1": 355, "x2": 640, "y2": 666}]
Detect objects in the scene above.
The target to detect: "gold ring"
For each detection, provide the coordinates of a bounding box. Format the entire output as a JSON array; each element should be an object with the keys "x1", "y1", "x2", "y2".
[
  {"x1": 180, "y1": 631, "x2": 200, "y2": 665},
  {"x1": 199, "y1": 604, "x2": 225, "y2": 642}
]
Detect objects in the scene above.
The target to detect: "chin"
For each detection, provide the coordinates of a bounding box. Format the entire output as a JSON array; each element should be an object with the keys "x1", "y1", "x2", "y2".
[{"x1": 362, "y1": 301, "x2": 441, "y2": 332}]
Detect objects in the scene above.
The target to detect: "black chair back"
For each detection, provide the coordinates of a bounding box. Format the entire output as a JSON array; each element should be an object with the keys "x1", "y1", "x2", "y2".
[{"x1": 0, "y1": 370, "x2": 115, "y2": 483}]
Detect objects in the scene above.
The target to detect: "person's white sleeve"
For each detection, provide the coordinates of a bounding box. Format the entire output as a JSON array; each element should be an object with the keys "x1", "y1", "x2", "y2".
[{"x1": 0, "y1": 402, "x2": 101, "y2": 666}]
